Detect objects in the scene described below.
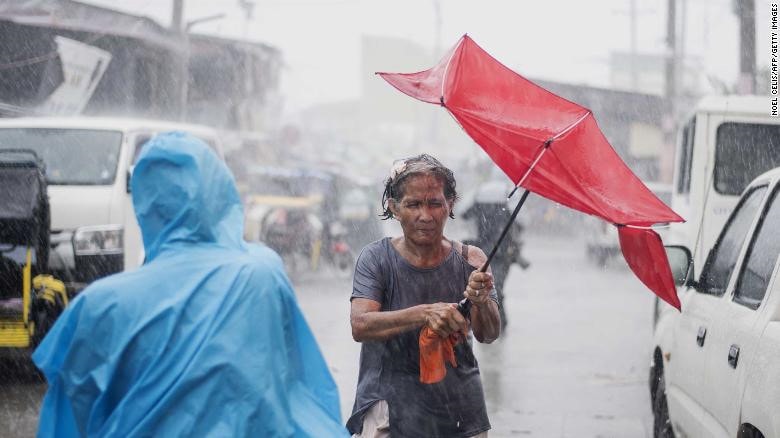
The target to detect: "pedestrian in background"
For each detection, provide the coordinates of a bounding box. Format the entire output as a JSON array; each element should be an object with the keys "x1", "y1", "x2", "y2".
[
  {"x1": 33, "y1": 132, "x2": 347, "y2": 437},
  {"x1": 463, "y1": 181, "x2": 531, "y2": 331}
]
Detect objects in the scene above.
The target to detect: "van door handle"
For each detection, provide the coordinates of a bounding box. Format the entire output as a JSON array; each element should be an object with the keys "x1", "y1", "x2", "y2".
[
  {"x1": 728, "y1": 345, "x2": 740, "y2": 369},
  {"x1": 696, "y1": 326, "x2": 707, "y2": 347}
]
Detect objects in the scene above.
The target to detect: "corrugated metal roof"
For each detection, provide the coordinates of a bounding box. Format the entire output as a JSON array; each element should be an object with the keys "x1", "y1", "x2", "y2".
[{"x1": 0, "y1": 0, "x2": 182, "y2": 51}]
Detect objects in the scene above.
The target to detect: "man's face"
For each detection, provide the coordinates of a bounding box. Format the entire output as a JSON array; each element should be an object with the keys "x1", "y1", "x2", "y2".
[{"x1": 391, "y1": 174, "x2": 453, "y2": 246}]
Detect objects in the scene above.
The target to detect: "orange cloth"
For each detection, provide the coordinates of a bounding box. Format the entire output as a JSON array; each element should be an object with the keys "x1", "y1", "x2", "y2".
[{"x1": 419, "y1": 326, "x2": 460, "y2": 384}]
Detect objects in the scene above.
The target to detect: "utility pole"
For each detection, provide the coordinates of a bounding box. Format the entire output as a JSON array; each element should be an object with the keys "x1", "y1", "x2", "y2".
[
  {"x1": 238, "y1": 1, "x2": 256, "y2": 40},
  {"x1": 612, "y1": 1, "x2": 654, "y2": 92},
  {"x1": 665, "y1": 0, "x2": 677, "y2": 106},
  {"x1": 430, "y1": 0, "x2": 442, "y2": 147},
  {"x1": 630, "y1": 0, "x2": 638, "y2": 91},
  {"x1": 735, "y1": 0, "x2": 756, "y2": 94},
  {"x1": 238, "y1": 1, "x2": 256, "y2": 131},
  {"x1": 661, "y1": 0, "x2": 678, "y2": 183},
  {"x1": 433, "y1": 0, "x2": 441, "y2": 58},
  {"x1": 172, "y1": 0, "x2": 184, "y2": 33}
]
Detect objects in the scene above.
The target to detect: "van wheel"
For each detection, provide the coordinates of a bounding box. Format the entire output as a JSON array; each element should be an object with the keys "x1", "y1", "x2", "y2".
[{"x1": 653, "y1": 375, "x2": 675, "y2": 438}]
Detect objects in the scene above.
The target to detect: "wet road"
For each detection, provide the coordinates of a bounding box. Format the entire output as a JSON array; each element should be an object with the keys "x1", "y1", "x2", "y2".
[
  {"x1": 0, "y1": 357, "x2": 45, "y2": 436},
  {"x1": 0, "y1": 233, "x2": 656, "y2": 437}
]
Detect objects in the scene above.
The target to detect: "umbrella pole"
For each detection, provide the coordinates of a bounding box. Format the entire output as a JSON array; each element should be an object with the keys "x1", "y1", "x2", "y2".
[
  {"x1": 480, "y1": 188, "x2": 530, "y2": 272},
  {"x1": 459, "y1": 188, "x2": 530, "y2": 317}
]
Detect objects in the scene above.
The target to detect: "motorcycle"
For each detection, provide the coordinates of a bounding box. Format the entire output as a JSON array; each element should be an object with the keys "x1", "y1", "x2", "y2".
[
  {"x1": 322, "y1": 221, "x2": 354, "y2": 275},
  {"x1": 261, "y1": 206, "x2": 322, "y2": 276}
]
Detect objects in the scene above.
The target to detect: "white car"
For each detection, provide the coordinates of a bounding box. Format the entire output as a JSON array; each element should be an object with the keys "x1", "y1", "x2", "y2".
[{"x1": 651, "y1": 167, "x2": 780, "y2": 438}]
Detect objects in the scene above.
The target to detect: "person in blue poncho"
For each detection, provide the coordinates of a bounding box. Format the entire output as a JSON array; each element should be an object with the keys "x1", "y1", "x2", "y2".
[{"x1": 32, "y1": 132, "x2": 348, "y2": 437}]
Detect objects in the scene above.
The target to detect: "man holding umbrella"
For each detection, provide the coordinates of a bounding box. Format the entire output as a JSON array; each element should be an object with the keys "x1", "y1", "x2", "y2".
[
  {"x1": 348, "y1": 154, "x2": 501, "y2": 438},
  {"x1": 350, "y1": 33, "x2": 683, "y2": 438},
  {"x1": 377, "y1": 35, "x2": 684, "y2": 312}
]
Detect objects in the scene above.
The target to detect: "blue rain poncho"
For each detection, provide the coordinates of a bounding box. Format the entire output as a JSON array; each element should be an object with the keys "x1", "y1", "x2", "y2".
[{"x1": 33, "y1": 132, "x2": 347, "y2": 437}]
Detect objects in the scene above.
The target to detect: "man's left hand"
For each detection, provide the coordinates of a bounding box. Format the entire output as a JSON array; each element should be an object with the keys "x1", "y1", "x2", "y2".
[{"x1": 464, "y1": 270, "x2": 493, "y2": 307}]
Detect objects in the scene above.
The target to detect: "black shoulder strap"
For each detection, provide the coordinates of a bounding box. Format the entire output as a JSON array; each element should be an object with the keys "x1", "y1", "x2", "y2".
[{"x1": 461, "y1": 242, "x2": 469, "y2": 260}]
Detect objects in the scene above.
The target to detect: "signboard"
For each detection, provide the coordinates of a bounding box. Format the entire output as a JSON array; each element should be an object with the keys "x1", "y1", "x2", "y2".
[{"x1": 39, "y1": 36, "x2": 111, "y2": 115}]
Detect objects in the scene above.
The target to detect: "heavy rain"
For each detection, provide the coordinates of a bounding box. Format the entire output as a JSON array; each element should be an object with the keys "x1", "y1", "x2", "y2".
[{"x1": 1, "y1": 1, "x2": 779, "y2": 437}]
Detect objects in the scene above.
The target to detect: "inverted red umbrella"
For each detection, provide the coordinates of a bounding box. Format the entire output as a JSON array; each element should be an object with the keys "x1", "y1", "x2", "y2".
[{"x1": 378, "y1": 35, "x2": 684, "y2": 311}]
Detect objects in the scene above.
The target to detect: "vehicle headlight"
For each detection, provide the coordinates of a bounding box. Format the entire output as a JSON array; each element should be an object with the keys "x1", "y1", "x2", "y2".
[{"x1": 72, "y1": 225, "x2": 124, "y2": 256}]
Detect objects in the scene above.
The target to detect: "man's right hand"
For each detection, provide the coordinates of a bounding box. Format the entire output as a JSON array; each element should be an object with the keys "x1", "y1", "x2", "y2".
[{"x1": 424, "y1": 303, "x2": 468, "y2": 338}]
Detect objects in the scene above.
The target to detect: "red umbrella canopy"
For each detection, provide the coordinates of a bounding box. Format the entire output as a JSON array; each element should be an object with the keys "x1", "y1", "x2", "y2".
[{"x1": 378, "y1": 35, "x2": 685, "y2": 310}]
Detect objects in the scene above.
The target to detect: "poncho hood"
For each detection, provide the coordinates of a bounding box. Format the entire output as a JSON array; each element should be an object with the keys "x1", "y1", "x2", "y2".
[{"x1": 131, "y1": 131, "x2": 244, "y2": 261}]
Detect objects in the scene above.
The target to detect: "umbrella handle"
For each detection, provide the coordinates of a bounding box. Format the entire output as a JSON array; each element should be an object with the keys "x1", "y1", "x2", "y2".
[
  {"x1": 458, "y1": 297, "x2": 472, "y2": 317},
  {"x1": 460, "y1": 189, "x2": 530, "y2": 318}
]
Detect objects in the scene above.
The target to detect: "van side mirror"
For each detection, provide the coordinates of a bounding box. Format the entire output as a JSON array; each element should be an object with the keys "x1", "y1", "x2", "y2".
[
  {"x1": 126, "y1": 165, "x2": 134, "y2": 193},
  {"x1": 665, "y1": 245, "x2": 694, "y2": 287}
]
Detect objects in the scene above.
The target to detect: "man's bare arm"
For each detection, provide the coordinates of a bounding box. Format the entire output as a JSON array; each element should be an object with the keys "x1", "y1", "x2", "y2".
[
  {"x1": 465, "y1": 245, "x2": 502, "y2": 343},
  {"x1": 470, "y1": 297, "x2": 501, "y2": 343},
  {"x1": 351, "y1": 298, "x2": 467, "y2": 342}
]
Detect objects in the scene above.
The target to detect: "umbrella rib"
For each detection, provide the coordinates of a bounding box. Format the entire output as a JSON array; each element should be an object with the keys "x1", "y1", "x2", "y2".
[
  {"x1": 514, "y1": 143, "x2": 549, "y2": 187},
  {"x1": 624, "y1": 224, "x2": 672, "y2": 230},
  {"x1": 546, "y1": 112, "x2": 615, "y2": 219},
  {"x1": 505, "y1": 142, "x2": 548, "y2": 199},
  {"x1": 450, "y1": 107, "x2": 601, "y2": 217},
  {"x1": 552, "y1": 110, "x2": 591, "y2": 141},
  {"x1": 510, "y1": 110, "x2": 589, "y2": 193},
  {"x1": 440, "y1": 37, "x2": 466, "y2": 105}
]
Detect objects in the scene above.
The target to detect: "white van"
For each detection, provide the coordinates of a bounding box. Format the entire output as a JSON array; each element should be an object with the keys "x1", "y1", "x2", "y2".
[
  {"x1": 652, "y1": 167, "x2": 780, "y2": 438},
  {"x1": 0, "y1": 117, "x2": 223, "y2": 291},
  {"x1": 668, "y1": 95, "x2": 780, "y2": 277}
]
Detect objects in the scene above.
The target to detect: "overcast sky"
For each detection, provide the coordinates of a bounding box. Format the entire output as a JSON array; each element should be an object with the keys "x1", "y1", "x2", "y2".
[{"x1": 84, "y1": 0, "x2": 773, "y2": 112}]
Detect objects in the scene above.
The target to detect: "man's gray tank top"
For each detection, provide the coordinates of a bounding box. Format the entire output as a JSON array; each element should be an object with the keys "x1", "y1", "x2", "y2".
[{"x1": 348, "y1": 237, "x2": 495, "y2": 438}]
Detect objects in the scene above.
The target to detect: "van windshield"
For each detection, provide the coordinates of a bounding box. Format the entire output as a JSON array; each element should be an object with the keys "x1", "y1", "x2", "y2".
[
  {"x1": 0, "y1": 128, "x2": 123, "y2": 185},
  {"x1": 715, "y1": 122, "x2": 780, "y2": 195}
]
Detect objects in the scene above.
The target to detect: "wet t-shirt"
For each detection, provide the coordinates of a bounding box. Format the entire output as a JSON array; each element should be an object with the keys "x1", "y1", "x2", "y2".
[{"x1": 347, "y1": 238, "x2": 496, "y2": 438}]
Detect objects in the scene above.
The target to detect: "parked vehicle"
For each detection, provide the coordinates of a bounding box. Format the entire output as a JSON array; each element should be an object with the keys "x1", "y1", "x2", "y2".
[
  {"x1": 242, "y1": 165, "x2": 379, "y2": 277},
  {"x1": 651, "y1": 167, "x2": 780, "y2": 438},
  {"x1": 245, "y1": 194, "x2": 355, "y2": 277},
  {"x1": 0, "y1": 150, "x2": 68, "y2": 351},
  {"x1": 260, "y1": 201, "x2": 323, "y2": 274},
  {"x1": 0, "y1": 117, "x2": 223, "y2": 293},
  {"x1": 667, "y1": 95, "x2": 780, "y2": 276}
]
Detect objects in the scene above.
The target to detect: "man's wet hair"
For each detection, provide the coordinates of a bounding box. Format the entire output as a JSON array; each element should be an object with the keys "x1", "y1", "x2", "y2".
[{"x1": 381, "y1": 153, "x2": 458, "y2": 220}]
